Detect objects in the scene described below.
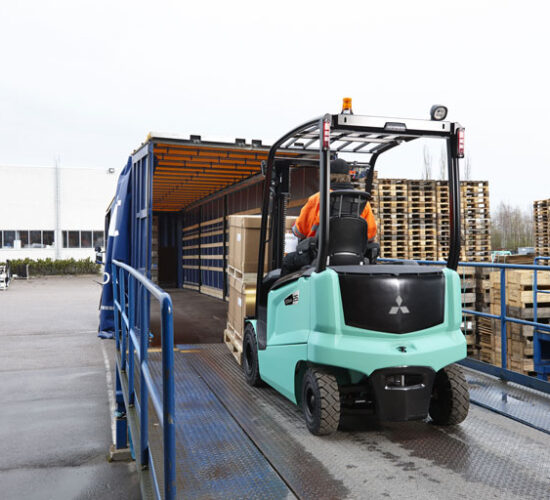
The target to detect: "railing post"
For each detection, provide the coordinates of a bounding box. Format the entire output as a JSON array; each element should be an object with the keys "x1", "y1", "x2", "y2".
[
  {"x1": 120, "y1": 267, "x2": 127, "y2": 371},
  {"x1": 115, "y1": 367, "x2": 128, "y2": 449},
  {"x1": 162, "y1": 296, "x2": 176, "y2": 500},
  {"x1": 112, "y1": 263, "x2": 121, "y2": 351},
  {"x1": 128, "y1": 276, "x2": 135, "y2": 406},
  {"x1": 500, "y1": 267, "x2": 507, "y2": 371},
  {"x1": 140, "y1": 283, "x2": 149, "y2": 468},
  {"x1": 112, "y1": 262, "x2": 128, "y2": 450}
]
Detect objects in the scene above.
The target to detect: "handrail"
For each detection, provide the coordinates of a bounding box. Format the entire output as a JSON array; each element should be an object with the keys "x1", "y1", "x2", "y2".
[
  {"x1": 380, "y1": 258, "x2": 550, "y2": 390},
  {"x1": 112, "y1": 259, "x2": 176, "y2": 500}
]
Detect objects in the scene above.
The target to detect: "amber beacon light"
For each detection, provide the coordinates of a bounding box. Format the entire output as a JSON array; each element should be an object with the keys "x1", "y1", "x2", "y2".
[{"x1": 341, "y1": 97, "x2": 353, "y2": 114}]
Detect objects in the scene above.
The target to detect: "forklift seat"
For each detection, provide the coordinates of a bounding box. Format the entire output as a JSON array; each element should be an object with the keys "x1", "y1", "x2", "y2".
[
  {"x1": 328, "y1": 216, "x2": 368, "y2": 265},
  {"x1": 327, "y1": 189, "x2": 369, "y2": 266}
]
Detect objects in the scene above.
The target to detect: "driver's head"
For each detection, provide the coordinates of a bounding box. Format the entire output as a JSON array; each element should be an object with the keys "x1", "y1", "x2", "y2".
[{"x1": 330, "y1": 158, "x2": 351, "y2": 184}]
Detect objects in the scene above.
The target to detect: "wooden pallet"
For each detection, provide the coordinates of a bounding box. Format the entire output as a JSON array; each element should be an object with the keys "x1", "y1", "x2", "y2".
[
  {"x1": 227, "y1": 264, "x2": 256, "y2": 282},
  {"x1": 224, "y1": 322, "x2": 243, "y2": 365}
]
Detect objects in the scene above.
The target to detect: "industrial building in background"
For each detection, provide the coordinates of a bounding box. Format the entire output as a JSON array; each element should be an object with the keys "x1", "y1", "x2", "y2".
[{"x1": 0, "y1": 164, "x2": 118, "y2": 261}]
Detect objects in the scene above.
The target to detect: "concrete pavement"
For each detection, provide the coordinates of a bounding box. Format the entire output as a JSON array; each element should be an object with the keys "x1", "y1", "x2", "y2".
[{"x1": 0, "y1": 276, "x2": 140, "y2": 500}]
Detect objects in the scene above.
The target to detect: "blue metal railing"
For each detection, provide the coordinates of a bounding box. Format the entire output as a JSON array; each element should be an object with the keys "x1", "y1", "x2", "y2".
[
  {"x1": 534, "y1": 257, "x2": 550, "y2": 380},
  {"x1": 112, "y1": 259, "x2": 176, "y2": 500},
  {"x1": 381, "y1": 258, "x2": 550, "y2": 393}
]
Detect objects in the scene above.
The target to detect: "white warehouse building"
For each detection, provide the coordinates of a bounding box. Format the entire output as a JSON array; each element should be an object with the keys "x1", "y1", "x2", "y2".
[{"x1": 0, "y1": 164, "x2": 118, "y2": 261}]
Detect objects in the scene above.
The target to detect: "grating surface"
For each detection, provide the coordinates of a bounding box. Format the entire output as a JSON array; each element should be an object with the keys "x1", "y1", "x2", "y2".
[
  {"x1": 186, "y1": 347, "x2": 350, "y2": 499},
  {"x1": 463, "y1": 367, "x2": 550, "y2": 434},
  {"x1": 173, "y1": 344, "x2": 550, "y2": 500},
  {"x1": 147, "y1": 350, "x2": 292, "y2": 500}
]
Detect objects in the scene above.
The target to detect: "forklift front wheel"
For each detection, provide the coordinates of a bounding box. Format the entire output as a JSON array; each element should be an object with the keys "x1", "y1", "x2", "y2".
[
  {"x1": 242, "y1": 324, "x2": 263, "y2": 387},
  {"x1": 301, "y1": 368, "x2": 341, "y2": 436},
  {"x1": 429, "y1": 364, "x2": 469, "y2": 425}
]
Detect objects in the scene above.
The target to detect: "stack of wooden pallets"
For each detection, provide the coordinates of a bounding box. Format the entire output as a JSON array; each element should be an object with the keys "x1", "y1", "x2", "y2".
[
  {"x1": 373, "y1": 179, "x2": 490, "y2": 262},
  {"x1": 481, "y1": 270, "x2": 550, "y2": 375},
  {"x1": 435, "y1": 180, "x2": 453, "y2": 262},
  {"x1": 376, "y1": 179, "x2": 409, "y2": 260},
  {"x1": 461, "y1": 181, "x2": 491, "y2": 262},
  {"x1": 474, "y1": 267, "x2": 492, "y2": 358},
  {"x1": 534, "y1": 199, "x2": 550, "y2": 256},
  {"x1": 457, "y1": 266, "x2": 478, "y2": 357},
  {"x1": 408, "y1": 181, "x2": 438, "y2": 261}
]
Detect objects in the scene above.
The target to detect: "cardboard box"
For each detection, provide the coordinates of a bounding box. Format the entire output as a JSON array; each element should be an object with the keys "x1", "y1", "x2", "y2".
[
  {"x1": 228, "y1": 215, "x2": 263, "y2": 275},
  {"x1": 227, "y1": 273, "x2": 257, "y2": 335},
  {"x1": 228, "y1": 215, "x2": 296, "y2": 275}
]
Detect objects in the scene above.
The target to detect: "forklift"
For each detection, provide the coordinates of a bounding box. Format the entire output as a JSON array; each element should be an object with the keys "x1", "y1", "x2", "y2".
[
  {"x1": 242, "y1": 101, "x2": 469, "y2": 435},
  {"x1": 0, "y1": 260, "x2": 12, "y2": 290}
]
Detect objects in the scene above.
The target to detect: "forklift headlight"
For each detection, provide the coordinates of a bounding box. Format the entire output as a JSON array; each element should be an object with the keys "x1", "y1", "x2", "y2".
[{"x1": 430, "y1": 105, "x2": 448, "y2": 121}]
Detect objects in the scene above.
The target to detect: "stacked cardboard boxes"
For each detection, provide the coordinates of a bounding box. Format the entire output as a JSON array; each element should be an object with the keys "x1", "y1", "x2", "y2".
[{"x1": 224, "y1": 215, "x2": 296, "y2": 363}]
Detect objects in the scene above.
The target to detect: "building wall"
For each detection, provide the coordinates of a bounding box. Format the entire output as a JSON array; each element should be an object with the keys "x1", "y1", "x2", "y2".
[{"x1": 0, "y1": 164, "x2": 118, "y2": 261}]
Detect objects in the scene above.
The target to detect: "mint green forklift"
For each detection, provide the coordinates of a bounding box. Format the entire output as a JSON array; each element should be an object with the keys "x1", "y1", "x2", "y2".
[{"x1": 243, "y1": 104, "x2": 469, "y2": 435}]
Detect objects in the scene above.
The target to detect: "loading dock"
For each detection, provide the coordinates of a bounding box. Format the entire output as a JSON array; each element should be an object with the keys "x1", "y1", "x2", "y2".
[{"x1": 103, "y1": 122, "x2": 550, "y2": 500}]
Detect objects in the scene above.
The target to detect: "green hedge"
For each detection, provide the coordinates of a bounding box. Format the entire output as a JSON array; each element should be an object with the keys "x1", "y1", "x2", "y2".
[{"x1": 0, "y1": 258, "x2": 100, "y2": 276}]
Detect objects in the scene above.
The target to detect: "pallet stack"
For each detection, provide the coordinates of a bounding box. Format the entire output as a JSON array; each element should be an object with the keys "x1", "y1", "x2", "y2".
[
  {"x1": 461, "y1": 181, "x2": 491, "y2": 261},
  {"x1": 374, "y1": 179, "x2": 490, "y2": 262},
  {"x1": 435, "y1": 180, "x2": 453, "y2": 261},
  {"x1": 408, "y1": 181, "x2": 438, "y2": 261},
  {"x1": 376, "y1": 179, "x2": 409, "y2": 260},
  {"x1": 534, "y1": 199, "x2": 550, "y2": 256},
  {"x1": 480, "y1": 270, "x2": 550, "y2": 375},
  {"x1": 457, "y1": 266, "x2": 477, "y2": 356},
  {"x1": 475, "y1": 267, "x2": 492, "y2": 358}
]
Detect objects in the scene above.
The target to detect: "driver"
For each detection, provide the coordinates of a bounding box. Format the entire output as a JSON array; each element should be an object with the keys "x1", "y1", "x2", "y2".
[{"x1": 291, "y1": 158, "x2": 377, "y2": 241}]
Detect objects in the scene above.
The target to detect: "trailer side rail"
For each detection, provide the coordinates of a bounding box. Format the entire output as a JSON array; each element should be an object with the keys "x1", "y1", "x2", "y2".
[{"x1": 112, "y1": 259, "x2": 175, "y2": 500}]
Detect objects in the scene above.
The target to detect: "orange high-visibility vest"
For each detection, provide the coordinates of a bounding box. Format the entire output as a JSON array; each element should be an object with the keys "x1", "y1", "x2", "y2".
[{"x1": 292, "y1": 192, "x2": 377, "y2": 240}]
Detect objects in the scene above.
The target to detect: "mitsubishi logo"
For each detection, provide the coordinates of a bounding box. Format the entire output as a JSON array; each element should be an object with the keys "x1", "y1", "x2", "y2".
[{"x1": 389, "y1": 296, "x2": 410, "y2": 315}]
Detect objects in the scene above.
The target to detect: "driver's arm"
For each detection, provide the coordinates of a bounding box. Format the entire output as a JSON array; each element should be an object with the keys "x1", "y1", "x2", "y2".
[{"x1": 292, "y1": 194, "x2": 318, "y2": 240}]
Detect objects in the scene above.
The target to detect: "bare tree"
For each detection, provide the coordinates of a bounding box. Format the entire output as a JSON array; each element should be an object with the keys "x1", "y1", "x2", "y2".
[
  {"x1": 491, "y1": 201, "x2": 533, "y2": 251},
  {"x1": 422, "y1": 144, "x2": 432, "y2": 180}
]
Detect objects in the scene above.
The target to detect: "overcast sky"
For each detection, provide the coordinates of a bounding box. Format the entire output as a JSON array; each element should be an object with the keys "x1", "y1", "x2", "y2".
[{"x1": 1, "y1": 1, "x2": 548, "y2": 213}]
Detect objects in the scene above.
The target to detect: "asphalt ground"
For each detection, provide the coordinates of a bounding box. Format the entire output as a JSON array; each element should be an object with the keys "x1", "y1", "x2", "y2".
[{"x1": 0, "y1": 276, "x2": 140, "y2": 500}]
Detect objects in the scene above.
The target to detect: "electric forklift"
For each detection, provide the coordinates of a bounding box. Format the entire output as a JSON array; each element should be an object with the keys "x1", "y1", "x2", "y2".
[{"x1": 243, "y1": 101, "x2": 469, "y2": 435}]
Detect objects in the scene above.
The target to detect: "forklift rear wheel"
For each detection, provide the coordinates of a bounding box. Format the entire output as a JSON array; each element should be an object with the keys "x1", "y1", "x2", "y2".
[
  {"x1": 243, "y1": 324, "x2": 263, "y2": 387},
  {"x1": 301, "y1": 368, "x2": 341, "y2": 435},
  {"x1": 429, "y1": 364, "x2": 469, "y2": 425}
]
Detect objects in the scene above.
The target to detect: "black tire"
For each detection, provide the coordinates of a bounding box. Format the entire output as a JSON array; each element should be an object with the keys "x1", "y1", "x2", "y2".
[
  {"x1": 429, "y1": 364, "x2": 469, "y2": 425},
  {"x1": 242, "y1": 324, "x2": 263, "y2": 387},
  {"x1": 301, "y1": 368, "x2": 340, "y2": 435}
]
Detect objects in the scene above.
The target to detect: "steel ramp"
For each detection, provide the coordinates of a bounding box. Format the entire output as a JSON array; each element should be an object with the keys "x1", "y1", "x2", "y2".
[
  {"x1": 149, "y1": 345, "x2": 550, "y2": 499},
  {"x1": 147, "y1": 349, "x2": 293, "y2": 499},
  {"x1": 462, "y1": 366, "x2": 550, "y2": 434}
]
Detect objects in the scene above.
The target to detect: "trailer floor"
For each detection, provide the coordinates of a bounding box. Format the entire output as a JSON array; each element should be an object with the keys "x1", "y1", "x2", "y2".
[
  {"x1": 149, "y1": 289, "x2": 227, "y2": 347},
  {"x1": 147, "y1": 344, "x2": 550, "y2": 500}
]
